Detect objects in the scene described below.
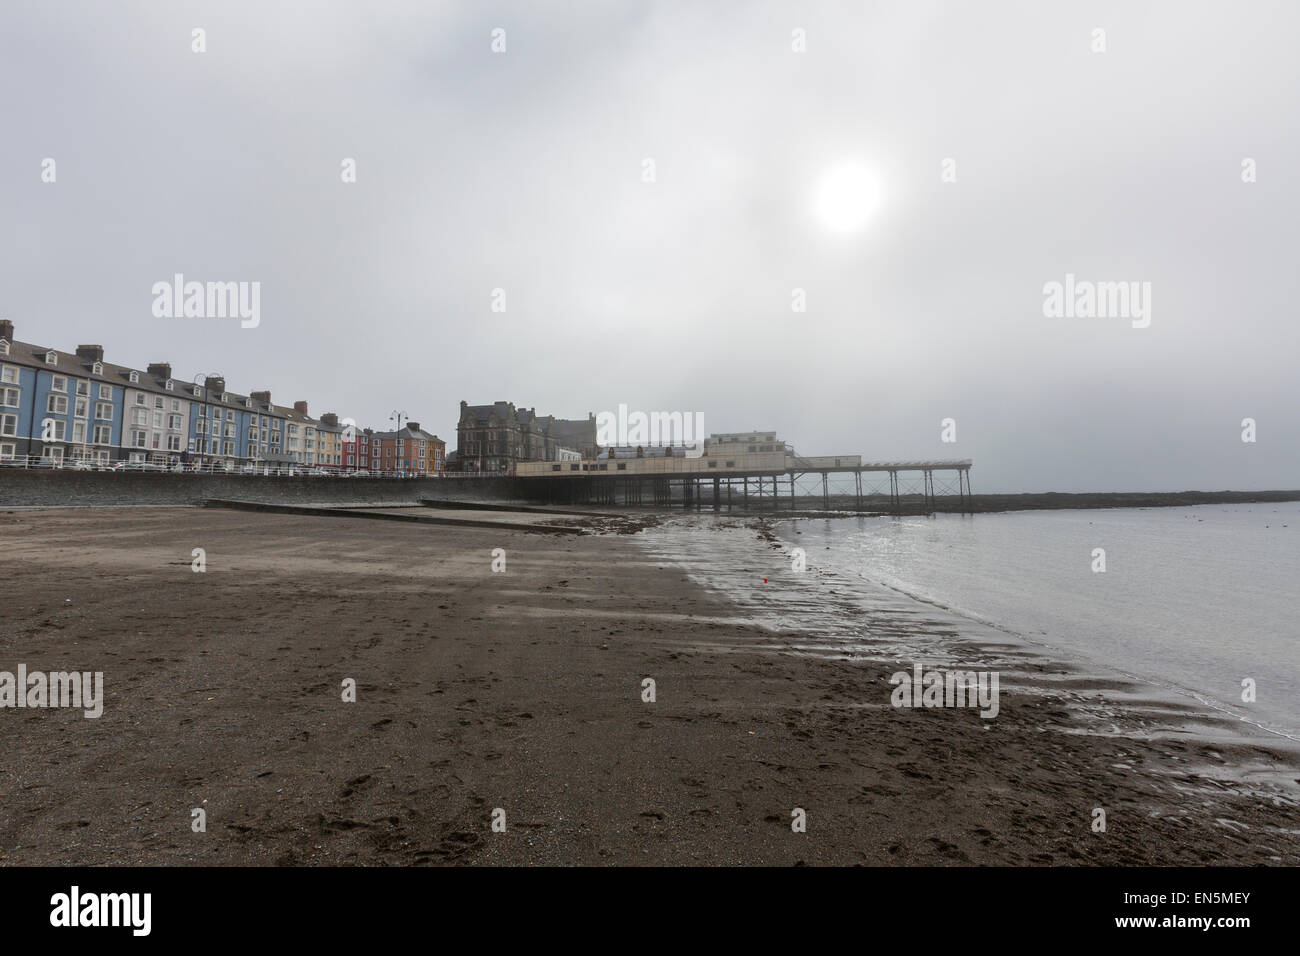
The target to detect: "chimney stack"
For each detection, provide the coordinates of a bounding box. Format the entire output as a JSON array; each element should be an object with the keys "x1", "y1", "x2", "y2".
[
  {"x1": 293, "y1": 401, "x2": 308, "y2": 415},
  {"x1": 0, "y1": 319, "x2": 12, "y2": 341},
  {"x1": 76, "y1": 344, "x2": 104, "y2": 363},
  {"x1": 204, "y1": 375, "x2": 226, "y2": 393},
  {"x1": 407, "y1": 422, "x2": 419, "y2": 432},
  {"x1": 147, "y1": 362, "x2": 172, "y2": 380},
  {"x1": 321, "y1": 412, "x2": 339, "y2": 426},
  {"x1": 250, "y1": 390, "x2": 271, "y2": 405}
]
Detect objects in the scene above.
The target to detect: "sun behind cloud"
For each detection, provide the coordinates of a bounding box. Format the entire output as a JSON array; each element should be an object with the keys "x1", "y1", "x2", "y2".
[{"x1": 816, "y1": 164, "x2": 881, "y2": 232}]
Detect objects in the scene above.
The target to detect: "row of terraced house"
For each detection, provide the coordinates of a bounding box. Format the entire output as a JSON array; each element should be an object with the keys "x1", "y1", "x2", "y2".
[{"x1": 0, "y1": 320, "x2": 445, "y2": 473}]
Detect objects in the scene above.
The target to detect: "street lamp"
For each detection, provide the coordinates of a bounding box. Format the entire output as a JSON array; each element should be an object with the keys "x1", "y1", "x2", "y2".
[{"x1": 389, "y1": 410, "x2": 407, "y2": 476}]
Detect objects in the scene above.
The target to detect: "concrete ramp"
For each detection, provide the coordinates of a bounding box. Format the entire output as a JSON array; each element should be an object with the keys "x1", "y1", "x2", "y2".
[{"x1": 204, "y1": 499, "x2": 584, "y2": 534}]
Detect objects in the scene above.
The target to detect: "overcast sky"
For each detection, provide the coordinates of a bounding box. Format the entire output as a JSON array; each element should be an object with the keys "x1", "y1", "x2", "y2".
[{"x1": 2, "y1": 1, "x2": 1296, "y2": 492}]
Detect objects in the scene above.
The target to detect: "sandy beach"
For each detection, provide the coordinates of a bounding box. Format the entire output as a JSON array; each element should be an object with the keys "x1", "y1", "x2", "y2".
[{"x1": 0, "y1": 506, "x2": 1296, "y2": 865}]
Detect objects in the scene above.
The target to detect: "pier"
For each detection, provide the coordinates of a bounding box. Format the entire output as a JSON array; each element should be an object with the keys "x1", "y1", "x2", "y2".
[{"x1": 514, "y1": 454, "x2": 973, "y2": 514}]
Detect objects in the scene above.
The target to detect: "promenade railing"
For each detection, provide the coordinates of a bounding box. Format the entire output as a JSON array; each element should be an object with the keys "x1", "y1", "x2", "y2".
[{"x1": 0, "y1": 454, "x2": 496, "y2": 479}]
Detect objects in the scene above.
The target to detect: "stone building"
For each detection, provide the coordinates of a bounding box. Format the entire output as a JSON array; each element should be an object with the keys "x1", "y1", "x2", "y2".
[{"x1": 455, "y1": 400, "x2": 596, "y2": 473}]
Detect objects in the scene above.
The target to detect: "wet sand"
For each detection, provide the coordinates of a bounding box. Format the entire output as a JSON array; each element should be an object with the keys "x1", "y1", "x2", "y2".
[{"x1": 0, "y1": 506, "x2": 1296, "y2": 865}]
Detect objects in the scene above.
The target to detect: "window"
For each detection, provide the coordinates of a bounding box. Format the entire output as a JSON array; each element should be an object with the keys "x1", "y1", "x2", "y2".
[
  {"x1": 131, "y1": 430, "x2": 147, "y2": 448},
  {"x1": 42, "y1": 446, "x2": 64, "y2": 462},
  {"x1": 0, "y1": 387, "x2": 18, "y2": 407},
  {"x1": 168, "y1": 414, "x2": 182, "y2": 430},
  {"x1": 0, "y1": 365, "x2": 17, "y2": 384},
  {"x1": 45, "y1": 352, "x2": 57, "y2": 366},
  {"x1": 75, "y1": 398, "x2": 88, "y2": 418},
  {"x1": 0, "y1": 443, "x2": 14, "y2": 460},
  {"x1": 196, "y1": 419, "x2": 207, "y2": 434},
  {"x1": 46, "y1": 420, "x2": 67, "y2": 441},
  {"x1": 92, "y1": 362, "x2": 103, "y2": 375},
  {"x1": 167, "y1": 435, "x2": 182, "y2": 451},
  {"x1": 0, "y1": 414, "x2": 16, "y2": 436},
  {"x1": 617, "y1": 463, "x2": 627, "y2": 470},
  {"x1": 171, "y1": 399, "x2": 180, "y2": 412},
  {"x1": 726, "y1": 461, "x2": 735, "y2": 468},
  {"x1": 51, "y1": 376, "x2": 67, "y2": 392},
  {"x1": 98, "y1": 383, "x2": 111, "y2": 399},
  {"x1": 165, "y1": 380, "x2": 174, "y2": 391},
  {"x1": 226, "y1": 410, "x2": 234, "y2": 421},
  {"x1": 128, "y1": 370, "x2": 139, "y2": 383},
  {"x1": 153, "y1": 412, "x2": 163, "y2": 428},
  {"x1": 76, "y1": 381, "x2": 89, "y2": 396},
  {"x1": 135, "y1": 393, "x2": 146, "y2": 405},
  {"x1": 223, "y1": 441, "x2": 234, "y2": 456},
  {"x1": 154, "y1": 396, "x2": 163, "y2": 408},
  {"x1": 131, "y1": 408, "x2": 148, "y2": 425},
  {"x1": 0, "y1": 341, "x2": 8, "y2": 355},
  {"x1": 192, "y1": 386, "x2": 202, "y2": 397},
  {"x1": 72, "y1": 421, "x2": 86, "y2": 443},
  {"x1": 93, "y1": 424, "x2": 111, "y2": 444},
  {"x1": 225, "y1": 423, "x2": 235, "y2": 438},
  {"x1": 47, "y1": 393, "x2": 68, "y2": 414}
]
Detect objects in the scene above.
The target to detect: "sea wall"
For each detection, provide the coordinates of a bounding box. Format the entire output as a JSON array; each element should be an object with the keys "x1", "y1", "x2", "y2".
[{"x1": 0, "y1": 469, "x2": 540, "y2": 509}]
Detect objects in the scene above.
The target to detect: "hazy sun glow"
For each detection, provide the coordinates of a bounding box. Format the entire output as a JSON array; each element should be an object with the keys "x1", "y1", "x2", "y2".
[{"x1": 817, "y1": 164, "x2": 880, "y2": 232}]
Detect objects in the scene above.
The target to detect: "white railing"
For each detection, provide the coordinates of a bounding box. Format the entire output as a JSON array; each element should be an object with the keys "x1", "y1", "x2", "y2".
[{"x1": 0, "y1": 454, "x2": 468, "y2": 478}]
